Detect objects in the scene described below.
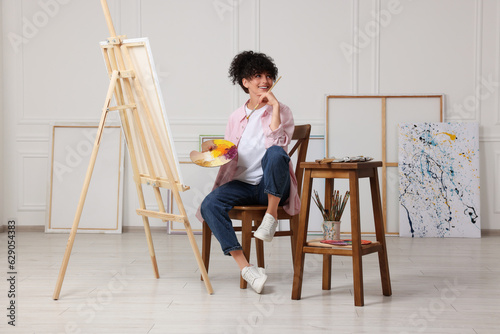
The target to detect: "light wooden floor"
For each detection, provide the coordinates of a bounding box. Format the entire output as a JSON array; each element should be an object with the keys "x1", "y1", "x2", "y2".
[{"x1": 1, "y1": 231, "x2": 499, "y2": 334}]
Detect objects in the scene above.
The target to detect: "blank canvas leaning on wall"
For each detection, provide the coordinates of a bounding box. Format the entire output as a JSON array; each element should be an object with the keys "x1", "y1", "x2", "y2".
[
  {"x1": 398, "y1": 122, "x2": 480, "y2": 238},
  {"x1": 46, "y1": 124, "x2": 124, "y2": 233},
  {"x1": 326, "y1": 95, "x2": 443, "y2": 234}
]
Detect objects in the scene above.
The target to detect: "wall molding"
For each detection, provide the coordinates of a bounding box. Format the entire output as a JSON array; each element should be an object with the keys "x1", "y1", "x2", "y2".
[
  {"x1": 174, "y1": 136, "x2": 200, "y2": 143},
  {"x1": 351, "y1": 0, "x2": 359, "y2": 94},
  {"x1": 372, "y1": 0, "x2": 381, "y2": 95},
  {"x1": 480, "y1": 135, "x2": 500, "y2": 142},
  {"x1": 232, "y1": 0, "x2": 239, "y2": 112},
  {"x1": 17, "y1": 116, "x2": 326, "y2": 128},
  {"x1": 17, "y1": 152, "x2": 48, "y2": 212},
  {"x1": 13, "y1": 0, "x2": 24, "y2": 127},
  {"x1": 442, "y1": 0, "x2": 483, "y2": 122},
  {"x1": 15, "y1": 132, "x2": 213, "y2": 147},
  {"x1": 474, "y1": 0, "x2": 483, "y2": 123},
  {"x1": 137, "y1": 0, "x2": 142, "y2": 37},
  {"x1": 255, "y1": 0, "x2": 260, "y2": 51},
  {"x1": 497, "y1": 0, "x2": 500, "y2": 125},
  {"x1": 495, "y1": 151, "x2": 500, "y2": 214},
  {"x1": 170, "y1": 118, "x2": 325, "y2": 127},
  {"x1": 16, "y1": 136, "x2": 49, "y2": 143},
  {"x1": 170, "y1": 118, "x2": 228, "y2": 126}
]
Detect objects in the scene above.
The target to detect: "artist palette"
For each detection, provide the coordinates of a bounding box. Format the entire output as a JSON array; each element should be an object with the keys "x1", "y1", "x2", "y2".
[{"x1": 190, "y1": 139, "x2": 237, "y2": 167}]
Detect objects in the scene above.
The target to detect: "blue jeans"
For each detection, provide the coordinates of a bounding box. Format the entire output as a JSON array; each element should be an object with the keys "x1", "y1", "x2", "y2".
[{"x1": 200, "y1": 146, "x2": 291, "y2": 255}]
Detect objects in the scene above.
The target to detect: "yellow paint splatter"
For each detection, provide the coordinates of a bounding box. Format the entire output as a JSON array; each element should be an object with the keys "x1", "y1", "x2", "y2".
[{"x1": 437, "y1": 132, "x2": 456, "y2": 141}]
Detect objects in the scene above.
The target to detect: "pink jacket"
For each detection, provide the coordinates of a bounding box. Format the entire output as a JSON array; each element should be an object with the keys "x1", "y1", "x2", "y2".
[{"x1": 196, "y1": 102, "x2": 300, "y2": 222}]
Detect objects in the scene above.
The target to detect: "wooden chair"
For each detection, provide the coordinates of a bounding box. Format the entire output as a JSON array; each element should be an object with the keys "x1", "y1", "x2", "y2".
[{"x1": 202, "y1": 124, "x2": 311, "y2": 288}]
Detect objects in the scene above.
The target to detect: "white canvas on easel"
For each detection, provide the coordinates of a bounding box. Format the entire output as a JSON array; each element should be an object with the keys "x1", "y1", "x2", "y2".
[
  {"x1": 100, "y1": 37, "x2": 184, "y2": 186},
  {"x1": 46, "y1": 123, "x2": 124, "y2": 233}
]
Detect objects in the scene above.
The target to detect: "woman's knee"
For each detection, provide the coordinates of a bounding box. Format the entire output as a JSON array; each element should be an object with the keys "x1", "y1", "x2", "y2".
[
  {"x1": 267, "y1": 145, "x2": 286, "y2": 155},
  {"x1": 200, "y1": 194, "x2": 215, "y2": 218},
  {"x1": 264, "y1": 146, "x2": 290, "y2": 165}
]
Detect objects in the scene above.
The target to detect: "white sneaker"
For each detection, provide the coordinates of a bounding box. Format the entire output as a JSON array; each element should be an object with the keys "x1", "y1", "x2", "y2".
[
  {"x1": 254, "y1": 213, "x2": 278, "y2": 242},
  {"x1": 241, "y1": 265, "x2": 267, "y2": 294}
]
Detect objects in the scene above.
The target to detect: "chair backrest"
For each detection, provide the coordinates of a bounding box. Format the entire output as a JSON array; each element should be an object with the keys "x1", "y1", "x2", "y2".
[{"x1": 288, "y1": 124, "x2": 311, "y2": 195}]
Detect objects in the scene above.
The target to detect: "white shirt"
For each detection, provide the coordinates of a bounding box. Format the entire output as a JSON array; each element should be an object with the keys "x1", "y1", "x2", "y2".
[{"x1": 233, "y1": 105, "x2": 267, "y2": 185}]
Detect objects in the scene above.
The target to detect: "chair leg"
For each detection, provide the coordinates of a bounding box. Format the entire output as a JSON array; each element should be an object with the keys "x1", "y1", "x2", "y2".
[
  {"x1": 255, "y1": 239, "x2": 265, "y2": 268},
  {"x1": 201, "y1": 221, "x2": 211, "y2": 281},
  {"x1": 255, "y1": 220, "x2": 265, "y2": 268},
  {"x1": 290, "y1": 216, "x2": 299, "y2": 265},
  {"x1": 240, "y1": 212, "x2": 252, "y2": 289}
]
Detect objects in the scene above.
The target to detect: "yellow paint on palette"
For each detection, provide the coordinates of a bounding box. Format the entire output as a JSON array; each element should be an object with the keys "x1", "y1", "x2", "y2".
[
  {"x1": 190, "y1": 139, "x2": 238, "y2": 167},
  {"x1": 210, "y1": 139, "x2": 233, "y2": 158}
]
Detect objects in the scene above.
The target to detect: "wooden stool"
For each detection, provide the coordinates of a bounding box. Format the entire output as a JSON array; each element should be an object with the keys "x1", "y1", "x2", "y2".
[{"x1": 291, "y1": 161, "x2": 392, "y2": 306}]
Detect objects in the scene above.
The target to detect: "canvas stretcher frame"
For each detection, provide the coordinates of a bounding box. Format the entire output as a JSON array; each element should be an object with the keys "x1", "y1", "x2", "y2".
[
  {"x1": 46, "y1": 123, "x2": 124, "y2": 233},
  {"x1": 325, "y1": 94, "x2": 444, "y2": 234}
]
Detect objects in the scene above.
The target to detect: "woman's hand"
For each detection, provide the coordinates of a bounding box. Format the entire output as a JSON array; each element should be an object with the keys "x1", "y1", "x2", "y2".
[
  {"x1": 260, "y1": 91, "x2": 281, "y2": 131},
  {"x1": 258, "y1": 91, "x2": 279, "y2": 108}
]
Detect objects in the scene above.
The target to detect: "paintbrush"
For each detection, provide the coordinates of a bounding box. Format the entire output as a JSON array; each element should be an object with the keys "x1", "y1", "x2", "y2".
[
  {"x1": 313, "y1": 189, "x2": 350, "y2": 221},
  {"x1": 336, "y1": 191, "x2": 350, "y2": 221},
  {"x1": 246, "y1": 76, "x2": 282, "y2": 119}
]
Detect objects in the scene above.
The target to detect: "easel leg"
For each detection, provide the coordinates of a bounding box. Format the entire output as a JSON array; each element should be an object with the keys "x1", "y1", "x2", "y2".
[
  {"x1": 141, "y1": 216, "x2": 159, "y2": 278},
  {"x1": 185, "y1": 220, "x2": 214, "y2": 294},
  {"x1": 136, "y1": 184, "x2": 160, "y2": 278},
  {"x1": 170, "y1": 190, "x2": 213, "y2": 294},
  {"x1": 53, "y1": 72, "x2": 119, "y2": 300}
]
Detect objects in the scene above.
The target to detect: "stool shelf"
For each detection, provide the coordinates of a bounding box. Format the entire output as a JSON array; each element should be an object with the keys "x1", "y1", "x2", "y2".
[{"x1": 304, "y1": 239, "x2": 383, "y2": 256}]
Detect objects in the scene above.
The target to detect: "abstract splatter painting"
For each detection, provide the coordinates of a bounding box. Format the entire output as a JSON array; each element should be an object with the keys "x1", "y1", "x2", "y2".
[{"x1": 399, "y1": 123, "x2": 480, "y2": 238}]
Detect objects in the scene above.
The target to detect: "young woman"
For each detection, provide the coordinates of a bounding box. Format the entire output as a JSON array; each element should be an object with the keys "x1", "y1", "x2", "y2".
[{"x1": 196, "y1": 51, "x2": 300, "y2": 293}]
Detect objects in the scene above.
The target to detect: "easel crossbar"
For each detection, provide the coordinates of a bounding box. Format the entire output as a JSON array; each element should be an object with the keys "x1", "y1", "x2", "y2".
[
  {"x1": 136, "y1": 209, "x2": 186, "y2": 223},
  {"x1": 108, "y1": 104, "x2": 136, "y2": 111},
  {"x1": 140, "y1": 176, "x2": 190, "y2": 192}
]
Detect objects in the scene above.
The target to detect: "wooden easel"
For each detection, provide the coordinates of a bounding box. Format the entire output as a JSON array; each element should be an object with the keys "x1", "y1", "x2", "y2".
[{"x1": 52, "y1": 0, "x2": 213, "y2": 299}]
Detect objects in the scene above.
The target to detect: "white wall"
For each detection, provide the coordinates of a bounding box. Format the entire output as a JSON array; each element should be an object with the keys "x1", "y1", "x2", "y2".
[
  {"x1": 0, "y1": 0, "x2": 4, "y2": 231},
  {"x1": 1, "y1": 0, "x2": 499, "y2": 232}
]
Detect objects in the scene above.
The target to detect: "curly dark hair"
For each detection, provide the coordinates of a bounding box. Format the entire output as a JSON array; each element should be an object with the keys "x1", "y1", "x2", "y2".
[{"x1": 228, "y1": 51, "x2": 278, "y2": 93}]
